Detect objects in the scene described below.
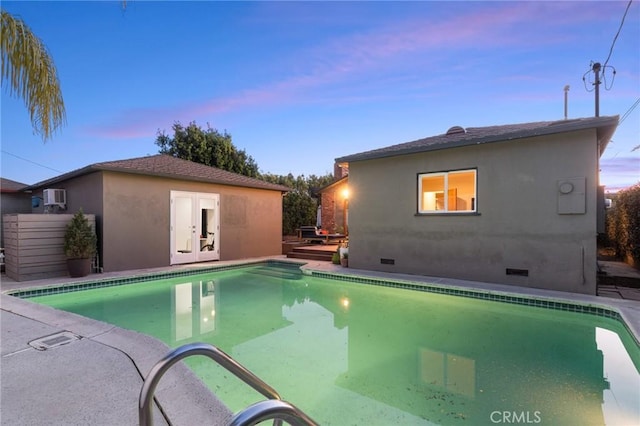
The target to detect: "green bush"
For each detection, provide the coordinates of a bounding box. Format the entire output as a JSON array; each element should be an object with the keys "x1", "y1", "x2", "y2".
[
  {"x1": 606, "y1": 183, "x2": 640, "y2": 266},
  {"x1": 64, "y1": 209, "x2": 97, "y2": 259}
]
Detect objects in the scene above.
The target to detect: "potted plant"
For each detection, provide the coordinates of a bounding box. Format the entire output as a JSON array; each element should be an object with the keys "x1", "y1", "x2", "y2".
[
  {"x1": 340, "y1": 252, "x2": 349, "y2": 267},
  {"x1": 64, "y1": 209, "x2": 97, "y2": 277}
]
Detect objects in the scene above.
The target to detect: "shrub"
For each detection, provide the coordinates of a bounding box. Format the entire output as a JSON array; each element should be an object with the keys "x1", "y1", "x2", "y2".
[
  {"x1": 606, "y1": 183, "x2": 640, "y2": 267},
  {"x1": 64, "y1": 209, "x2": 97, "y2": 259}
]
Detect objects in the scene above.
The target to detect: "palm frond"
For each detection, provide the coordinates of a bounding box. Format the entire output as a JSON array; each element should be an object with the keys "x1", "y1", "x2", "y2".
[{"x1": 1, "y1": 10, "x2": 66, "y2": 140}]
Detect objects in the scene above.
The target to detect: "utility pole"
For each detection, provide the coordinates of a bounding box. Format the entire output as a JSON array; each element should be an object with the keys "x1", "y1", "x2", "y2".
[
  {"x1": 592, "y1": 62, "x2": 601, "y2": 117},
  {"x1": 563, "y1": 85, "x2": 570, "y2": 119}
]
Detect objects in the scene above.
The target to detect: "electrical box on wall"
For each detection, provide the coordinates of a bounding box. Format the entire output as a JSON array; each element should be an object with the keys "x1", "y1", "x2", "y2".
[
  {"x1": 43, "y1": 188, "x2": 66, "y2": 209},
  {"x1": 557, "y1": 178, "x2": 585, "y2": 214}
]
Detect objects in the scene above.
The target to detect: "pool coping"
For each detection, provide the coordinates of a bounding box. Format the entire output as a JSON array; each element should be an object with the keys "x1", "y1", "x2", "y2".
[
  {"x1": 310, "y1": 265, "x2": 640, "y2": 346},
  {"x1": 0, "y1": 292, "x2": 234, "y2": 425},
  {"x1": 3, "y1": 256, "x2": 639, "y2": 345}
]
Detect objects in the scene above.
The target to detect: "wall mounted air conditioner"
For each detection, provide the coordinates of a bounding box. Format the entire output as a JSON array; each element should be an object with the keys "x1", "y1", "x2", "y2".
[{"x1": 43, "y1": 188, "x2": 66, "y2": 208}]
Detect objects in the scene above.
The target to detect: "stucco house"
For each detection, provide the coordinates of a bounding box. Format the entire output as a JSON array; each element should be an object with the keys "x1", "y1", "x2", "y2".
[
  {"x1": 23, "y1": 154, "x2": 290, "y2": 273},
  {"x1": 335, "y1": 115, "x2": 618, "y2": 295}
]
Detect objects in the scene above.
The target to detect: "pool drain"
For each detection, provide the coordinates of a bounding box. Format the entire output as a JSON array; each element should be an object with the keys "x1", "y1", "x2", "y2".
[{"x1": 29, "y1": 331, "x2": 80, "y2": 350}]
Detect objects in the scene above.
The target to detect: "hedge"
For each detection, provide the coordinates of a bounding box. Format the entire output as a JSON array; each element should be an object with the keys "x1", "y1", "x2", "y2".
[{"x1": 606, "y1": 183, "x2": 640, "y2": 267}]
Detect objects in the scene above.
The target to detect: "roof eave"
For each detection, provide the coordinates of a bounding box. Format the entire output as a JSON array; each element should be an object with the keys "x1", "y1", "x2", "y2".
[
  {"x1": 336, "y1": 115, "x2": 620, "y2": 164},
  {"x1": 318, "y1": 175, "x2": 349, "y2": 193},
  {"x1": 23, "y1": 165, "x2": 99, "y2": 191},
  {"x1": 24, "y1": 163, "x2": 290, "y2": 193}
]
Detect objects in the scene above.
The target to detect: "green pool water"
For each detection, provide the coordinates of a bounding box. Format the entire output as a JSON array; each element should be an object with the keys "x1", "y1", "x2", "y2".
[{"x1": 31, "y1": 265, "x2": 640, "y2": 425}]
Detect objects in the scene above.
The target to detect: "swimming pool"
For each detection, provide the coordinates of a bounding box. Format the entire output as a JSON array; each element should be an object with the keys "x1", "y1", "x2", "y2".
[{"x1": 23, "y1": 263, "x2": 640, "y2": 425}]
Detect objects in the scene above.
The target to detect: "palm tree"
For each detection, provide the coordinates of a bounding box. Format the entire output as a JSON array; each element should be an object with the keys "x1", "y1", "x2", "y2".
[{"x1": 1, "y1": 10, "x2": 66, "y2": 140}]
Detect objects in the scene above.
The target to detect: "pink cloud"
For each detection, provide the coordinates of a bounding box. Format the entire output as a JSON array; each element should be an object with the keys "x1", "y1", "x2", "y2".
[
  {"x1": 84, "y1": 2, "x2": 624, "y2": 140},
  {"x1": 600, "y1": 156, "x2": 640, "y2": 191}
]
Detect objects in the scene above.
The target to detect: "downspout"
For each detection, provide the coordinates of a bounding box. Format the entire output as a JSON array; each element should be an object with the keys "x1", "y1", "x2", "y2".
[{"x1": 582, "y1": 245, "x2": 586, "y2": 285}]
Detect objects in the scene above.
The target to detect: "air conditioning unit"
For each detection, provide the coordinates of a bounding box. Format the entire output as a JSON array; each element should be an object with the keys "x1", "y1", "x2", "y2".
[{"x1": 43, "y1": 188, "x2": 66, "y2": 208}]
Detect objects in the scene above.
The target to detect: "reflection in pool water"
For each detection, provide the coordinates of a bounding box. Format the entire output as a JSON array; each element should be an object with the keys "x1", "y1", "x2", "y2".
[{"x1": 32, "y1": 265, "x2": 640, "y2": 425}]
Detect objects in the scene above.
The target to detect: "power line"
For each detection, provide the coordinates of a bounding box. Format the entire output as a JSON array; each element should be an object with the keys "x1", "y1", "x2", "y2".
[
  {"x1": 582, "y1": 0, "x2": 633, "y2": 115},
  {"x1": 1, "y1": 150, "x2": 63, "y2": 173},
  {"x1": 620, "y1": 97, "x2": 640, "y2": 124},
  {"x1": 603, "y1": 0, "x2": 633, "y2": 68}
]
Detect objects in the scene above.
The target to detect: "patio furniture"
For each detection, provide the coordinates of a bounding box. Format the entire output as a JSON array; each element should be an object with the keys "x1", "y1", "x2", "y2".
[{"x1": 297, "y1": 226, "x2": 347, "y2": 244}]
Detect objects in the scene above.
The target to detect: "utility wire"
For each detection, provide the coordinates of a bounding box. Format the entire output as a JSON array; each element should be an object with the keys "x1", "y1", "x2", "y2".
[
  {"x1": 602, "y1": 65, "x2": 617, "y2": 90},
  {"x1": 619, "y1": 97, "x2": 640, "y2": 153},
  {"x1": 603, "y1": 0, "x2": 633, "y2": 68},
  {"x1": 620, "y1": 97, "x2": 640, "y2": 124},
  {"x1": 1, "y1": 150, "x2": 63, "y2": 173}
]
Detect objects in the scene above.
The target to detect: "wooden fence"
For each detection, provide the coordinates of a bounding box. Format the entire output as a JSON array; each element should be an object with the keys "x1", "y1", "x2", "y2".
[{"x1": 3, "y1": 214, "x2": 95, "y2": 282}]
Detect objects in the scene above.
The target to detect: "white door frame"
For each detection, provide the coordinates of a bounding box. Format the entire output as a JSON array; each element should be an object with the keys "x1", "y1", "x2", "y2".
[{"x1": 170, "y1": 191, "x2": 220, "y2": 265}]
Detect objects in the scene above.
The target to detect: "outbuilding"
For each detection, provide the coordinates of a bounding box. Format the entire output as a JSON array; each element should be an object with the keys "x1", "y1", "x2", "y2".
[{"x1": 24, "y1": 154, "x2": 290, "y2": 273}]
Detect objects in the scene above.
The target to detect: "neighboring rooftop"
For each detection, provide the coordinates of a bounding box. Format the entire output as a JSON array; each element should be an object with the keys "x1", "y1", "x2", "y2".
[
  {"x1": 1, "y1": 177, "x2": 29, "y2": 193},
  {"x1": 336, "y1": 115, "x2": 619, "y2": 163},
  {"x1": 23, "y1": 154, "x2": 291, "y2": 192}
]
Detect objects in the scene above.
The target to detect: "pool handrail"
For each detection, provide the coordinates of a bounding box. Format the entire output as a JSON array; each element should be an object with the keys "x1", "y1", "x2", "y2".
[
  {"x1": 229, "y1": 400, "x2": 319, "y2": 426},
  {"x1": 138, "y1": 342, "x2": 318, "y2": 426}
]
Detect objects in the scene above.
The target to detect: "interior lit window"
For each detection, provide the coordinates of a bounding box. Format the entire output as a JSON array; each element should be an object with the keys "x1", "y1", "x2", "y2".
[{"x1": 418, "y1": 169, "x2": 476, "y2": 213}]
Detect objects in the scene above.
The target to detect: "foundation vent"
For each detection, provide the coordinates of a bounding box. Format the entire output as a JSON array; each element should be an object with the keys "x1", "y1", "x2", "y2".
[
  {"x1": 29, "y1": 331, "x2": 80, "y2": 351},
  {"x1": 380, "y1": 258, "x2": 395, "y2": 265},
  {"x1": 506, "y1": 268, "x2": 529, "y2": 277}
]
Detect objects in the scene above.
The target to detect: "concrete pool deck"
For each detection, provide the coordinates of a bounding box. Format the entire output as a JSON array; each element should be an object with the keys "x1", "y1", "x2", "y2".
[{"x1": 2, "y1": 257, "x2": 639, "y2": 425}]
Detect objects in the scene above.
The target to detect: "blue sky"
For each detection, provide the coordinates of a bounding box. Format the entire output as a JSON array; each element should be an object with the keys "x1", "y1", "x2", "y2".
[{"x1": 1, "y1": 1, "x2": 639, "y2": 191}]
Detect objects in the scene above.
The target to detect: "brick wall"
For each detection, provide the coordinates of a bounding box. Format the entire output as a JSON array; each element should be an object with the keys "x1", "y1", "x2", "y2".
[
  {"x1": 320, "y1": 181, "x2": 348, "y2": 234},
  {"x1": 334, "y1": 163, "x2": 349, "y2": 179},
  {"x1": 321, "y1": 191, "x2": 337, "y2": 233}
]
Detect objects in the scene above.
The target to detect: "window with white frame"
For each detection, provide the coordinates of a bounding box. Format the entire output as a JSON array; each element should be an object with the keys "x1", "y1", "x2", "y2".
[{"x1": 418, "y1": 169, "x2": 477, "y2": 213}]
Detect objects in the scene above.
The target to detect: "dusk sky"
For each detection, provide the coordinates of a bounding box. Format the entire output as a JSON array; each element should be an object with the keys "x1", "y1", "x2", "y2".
[{"x1": 1, "y1": 1, "x2": 639, "y2": 191}]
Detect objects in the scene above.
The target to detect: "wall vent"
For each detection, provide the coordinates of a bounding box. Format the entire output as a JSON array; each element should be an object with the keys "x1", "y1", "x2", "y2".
[
  {"x1": 506, "y1": 268, "x2": 529, "y2": 277},
  {"x1": 380, "y1": 258, "x2": 395, "y2": 265}
]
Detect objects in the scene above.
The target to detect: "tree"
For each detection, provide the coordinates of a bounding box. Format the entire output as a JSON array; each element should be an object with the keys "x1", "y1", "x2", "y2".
[
  {"x1": 157, "y1": 120, "x2": 336, "y2": 235},
  {"x1": 156, "y1": 121, "x2": 260, "y2": 178},
  {"x1": 261, "y1": 172, "x2": 334, "y2": 235},
  {"x1": 1, "y1": 10, "x2": 66, "y2": 140}
]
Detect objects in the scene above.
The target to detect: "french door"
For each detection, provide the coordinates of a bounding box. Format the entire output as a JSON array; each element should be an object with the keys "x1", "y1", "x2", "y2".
[{"x1": 170, "y1": 191, "x2": 220, "y2": 264}]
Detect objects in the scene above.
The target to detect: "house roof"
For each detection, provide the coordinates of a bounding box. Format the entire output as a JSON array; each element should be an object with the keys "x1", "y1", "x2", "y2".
[
  {"x1": 318, "y1": 175, "x2": 349, "y2": 193},
  {"x1": 336, "y1": 115, "x2": 619, "y2": 164},
  {"x1": 1, "y1": 177, "x2": 29, "y2": 193},
  {"x1": 24, "y1": 155, "x2": 291, "y2": 192}
]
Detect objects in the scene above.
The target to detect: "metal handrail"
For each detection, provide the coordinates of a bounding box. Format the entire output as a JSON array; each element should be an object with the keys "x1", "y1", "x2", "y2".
[
  {"x1": 230, "y1": 400, "x2": 318, "y2": 426},
  {"x1": 139, "y1": 342, "x2": 317, "y2": 426}
]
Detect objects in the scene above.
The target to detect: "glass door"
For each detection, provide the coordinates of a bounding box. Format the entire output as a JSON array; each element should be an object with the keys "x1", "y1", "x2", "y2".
[
  {"x1": 197, "y1": 194, "x2": 219, "y2": 262},
  {"x1": 171, "y1": 191, "x2": 220, "y2": 265},
  {"x1": 171, "y1": 192, "x2": 197, "y2": 264}
]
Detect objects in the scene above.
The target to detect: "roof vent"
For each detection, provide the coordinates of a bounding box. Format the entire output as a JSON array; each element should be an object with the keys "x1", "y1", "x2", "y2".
[{"x1": 446, "y1": 126, "x2": 466, "y2": 135}]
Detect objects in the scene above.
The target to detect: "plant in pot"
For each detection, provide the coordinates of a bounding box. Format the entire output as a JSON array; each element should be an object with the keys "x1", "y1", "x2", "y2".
[
  {"x1": 64, "y1": 209, "x2": 97, "y2": 277},
  {"x1": 340, "y1": 252, "x2": 349, "y2": 267}
]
